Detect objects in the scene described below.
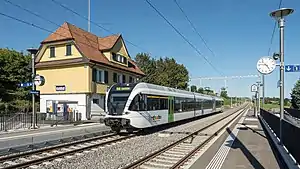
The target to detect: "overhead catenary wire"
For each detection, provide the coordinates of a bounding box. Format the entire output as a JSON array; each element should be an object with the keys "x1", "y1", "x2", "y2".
[
  {"x1": 50, "y1": 0, "x2": 152, "y2": 55},
  {"x1": 173, "y1": 0, "x2": 217, "y2": 58},
  {"x1": 144, "y1": 0, "x2": 224, "y2": 76},
  {"x1": 2, "y1": 0, "x2": 107, "y2": 49},
  {"x1": 0, "y1": 12, "x2": 117, "y2": 56}
]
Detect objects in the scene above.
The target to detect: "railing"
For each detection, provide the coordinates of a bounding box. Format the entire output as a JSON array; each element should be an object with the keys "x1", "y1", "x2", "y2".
[
  {"x1": 260, "y1": 109, "x2": 300, "y2": 164},
  {"x1": 0, "y1": 111, "x2": 83, "y2": 132}
]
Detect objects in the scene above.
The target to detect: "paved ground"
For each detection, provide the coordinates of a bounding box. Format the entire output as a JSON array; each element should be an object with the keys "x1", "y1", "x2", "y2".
[
  {"x1": 189, "y1": 110, "x2": 286, "y2": 169},
  {"x1": 0, "y1": 123, "x2": 110, "y2": 149}
]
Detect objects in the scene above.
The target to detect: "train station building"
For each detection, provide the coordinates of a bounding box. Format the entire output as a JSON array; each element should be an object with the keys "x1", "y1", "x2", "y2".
[{"x1": 35, "y1": 22, "x2": 145, "y2": 120}]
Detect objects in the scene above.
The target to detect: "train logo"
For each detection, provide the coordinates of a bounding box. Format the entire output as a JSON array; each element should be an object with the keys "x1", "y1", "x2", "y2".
[{"x1": 151, "y1": 115, "x2": 162, "y2": 121}]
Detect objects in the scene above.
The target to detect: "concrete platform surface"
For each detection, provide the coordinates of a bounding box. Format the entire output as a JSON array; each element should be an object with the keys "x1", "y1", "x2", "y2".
[
  {"x1": 189, "y1": 110, "x2": 286, "y2": 169},
  {"x1": 0, "y1": 123, "x2": 110, "y2": 149}
]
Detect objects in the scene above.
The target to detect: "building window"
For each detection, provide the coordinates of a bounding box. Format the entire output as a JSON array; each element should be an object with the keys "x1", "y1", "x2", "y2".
[
  {"x1": 118, "y1": 74, "x2": 122, "y2": 83},
  {"x1": 66, "y1": 44, "x2": 72, "y2": 56},
  {"x1": 129, "y1": 76, "x2": 133, "y2": 83},
  {"x1": 50, "y1": 47, "x2": 55, "y2": 58},
  {"x1": 97, "y1": 70, "x2": 104, "y2": 83},
  {"x1": 93, "y1": 99, "x2": 99, "y2": 104},
  {"x1": 112, "y1": 52, "x2": 128, "y2": 65}
]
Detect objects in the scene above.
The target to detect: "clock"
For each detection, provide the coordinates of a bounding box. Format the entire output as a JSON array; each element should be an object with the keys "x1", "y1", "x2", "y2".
[{"x1": 256, "y1": 57, "x2": 276, "y2": 75}]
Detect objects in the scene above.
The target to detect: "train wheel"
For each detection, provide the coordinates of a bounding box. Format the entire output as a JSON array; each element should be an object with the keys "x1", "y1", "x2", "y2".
[
  {"x1": 111, "y1": 126, "x2": 121, "y2": 134},
  {"x1": 126, "y1": 128, "x2": 134, "y2": 134}
]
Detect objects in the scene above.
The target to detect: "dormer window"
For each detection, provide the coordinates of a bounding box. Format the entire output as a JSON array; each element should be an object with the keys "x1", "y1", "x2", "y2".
[
  {"x1": 66, "y1": 44, "x2": 72, "y2": 56},
  {"x1": 112, "y1": 52, "x2": 128, "y2": 65},
  {"x1": 50, "y1": 46, "x2": 55, "y2": 58}
]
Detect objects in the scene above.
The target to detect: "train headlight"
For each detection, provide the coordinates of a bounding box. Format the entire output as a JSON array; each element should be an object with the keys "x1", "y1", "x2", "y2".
[{"x1": 124, "y1": 111, "x2": 130, "y2": 115}]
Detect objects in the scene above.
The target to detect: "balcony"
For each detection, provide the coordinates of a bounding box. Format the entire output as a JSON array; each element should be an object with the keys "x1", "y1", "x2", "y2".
[{"x1": 91, "y1": 82, "x2": 109, "y2": 94}]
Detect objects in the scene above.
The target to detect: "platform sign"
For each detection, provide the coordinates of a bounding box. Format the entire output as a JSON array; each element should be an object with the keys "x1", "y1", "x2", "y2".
[
  {"x1": 251, "y1": 84, "x2": 257, "y2": 92},
  {"x1": 19, "y1": 82, "x2": 33, "y2": 87},
  {"x1": 30, "y1": 90, "x2": 40, "y2": 95},
  {"x1": 285, "y1": 65, "x2": 300, "y2": 72}
]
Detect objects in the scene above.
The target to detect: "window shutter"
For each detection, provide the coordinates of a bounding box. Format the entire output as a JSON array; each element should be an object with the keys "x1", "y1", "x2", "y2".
[
  {"x1": 113, "y1": 73, "x2": 117, "y2": 83},
  {"x1": 92, "y1": 68, "x2": 97, "y2": 82},
  {"x1": 122, "y1": 75, "x2": 126, "y2": 83},
  {"x1": 104, "y1": 71, "x2": 108, "y2": 83}
]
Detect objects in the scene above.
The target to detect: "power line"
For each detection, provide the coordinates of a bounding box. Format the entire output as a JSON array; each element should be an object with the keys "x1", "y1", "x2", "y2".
[
  {"x1": 50, "y1": 0, "x2": 151, "y2": 55},
  {"x1": 0, "y1": 12, "x2": 115, "y2": 54},
  {"x1": 267, "y1": 0, "x2": 283, "y2": 55},
  {"x1": 2, "y1": 0, "x2": 109, "y2": 49},
  {"x1": 144, "y1": 0, "x2": 223, "y2": 76},
  {"x1": 173, "y1": 0, "x2": 217, "y2": 58}
]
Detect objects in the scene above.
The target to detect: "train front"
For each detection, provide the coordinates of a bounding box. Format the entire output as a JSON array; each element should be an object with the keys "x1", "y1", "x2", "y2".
[{"x1": 104, "y1": 83, "x2": 137, "y2": 133}]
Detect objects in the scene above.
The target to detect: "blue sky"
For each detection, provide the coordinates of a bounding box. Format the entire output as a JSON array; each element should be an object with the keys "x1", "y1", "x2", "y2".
[{"x1": 0, "y1": 0, "x2": 299, "y2": 98}]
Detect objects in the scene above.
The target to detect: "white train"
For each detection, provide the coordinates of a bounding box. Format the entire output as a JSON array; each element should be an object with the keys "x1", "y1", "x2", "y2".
[{"x1": 104, "y1": 82, "x2": 224, "y2": 133}]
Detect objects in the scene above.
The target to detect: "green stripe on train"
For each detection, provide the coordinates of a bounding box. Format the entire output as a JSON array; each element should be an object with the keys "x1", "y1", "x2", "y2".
[{"x1": 168, "y1": 96, "x2": 174, "y2": 122}]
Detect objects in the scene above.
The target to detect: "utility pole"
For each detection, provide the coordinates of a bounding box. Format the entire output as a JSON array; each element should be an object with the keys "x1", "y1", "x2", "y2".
[
  {"x1": 257, "y1": 81, "x2": 261, "y2": 115},
  {"x1": 27, "y1": 48, "x2": 38, "y2": 129},
  {"x1": 88, "y1": 0, "x2": 91, "y2": 32}
]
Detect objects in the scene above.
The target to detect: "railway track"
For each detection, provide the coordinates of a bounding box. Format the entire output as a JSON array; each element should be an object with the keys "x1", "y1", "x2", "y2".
[
  {"x1": 122, "y1": 105, "x2": 249, "y2": 169},
  {"x1": 0, "y1": 132, "x2": 135, "y2": 169}
]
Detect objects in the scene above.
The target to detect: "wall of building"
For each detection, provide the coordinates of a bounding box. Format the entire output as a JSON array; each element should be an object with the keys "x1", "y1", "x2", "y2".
[
  {"x1": 40, "y1": 44, "x2": 82, "y2": 62},
  {"x1": 36, "y1": 65, "x2": 90, "y2": 94},
  {"x1": 39, "y1": 93, "x2": 88, "y2": 120}
]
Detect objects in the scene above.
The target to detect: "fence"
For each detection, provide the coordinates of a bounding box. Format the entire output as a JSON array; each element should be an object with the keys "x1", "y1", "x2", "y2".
[
  {"x1": 284, "y1": 108, "x2": 300, "y2": 119},
  {"x1": 260, "y1": 109, "x2": 300, "y2": 164},
  {"x1": 0, "y1": 111, "x2": 82, "y2": 131}
]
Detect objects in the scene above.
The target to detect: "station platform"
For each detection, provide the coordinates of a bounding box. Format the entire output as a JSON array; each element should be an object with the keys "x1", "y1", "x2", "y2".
[
  {"x1": 188, "y1": 109, "x2": 287, "y2": 169},
  {"x1": 0, "y1": 123, "x2": 110, "y2": 149}
]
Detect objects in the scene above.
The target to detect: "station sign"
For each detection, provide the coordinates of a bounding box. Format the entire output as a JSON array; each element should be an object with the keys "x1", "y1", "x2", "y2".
[
  {"x1": 56, "y1": 85, "x2": 66, "y2": 91},
  {"x1": 251, "y1": 84, "x2": 258, "y2": 92}
]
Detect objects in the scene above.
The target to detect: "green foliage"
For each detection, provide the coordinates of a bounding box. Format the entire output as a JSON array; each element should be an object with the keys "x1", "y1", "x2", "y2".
[
  {"x1": 290, "y1": 80, "x2": 300, "y2": 109},
  {"x1": 220, "y1": 87, "x2": 228, "y2": 98},
  {"x1": 197, "y1": 87, "x2": 204, "y2": 94},
  {"x1": 190, "y1": 85, "x2": 197, "y2": 92},
  {"x1": 0, "y1": 48, "x2": 32, "y2": 113},
  {"x1": 135, "y1": 53, "x2": 189, "y2": 90}
]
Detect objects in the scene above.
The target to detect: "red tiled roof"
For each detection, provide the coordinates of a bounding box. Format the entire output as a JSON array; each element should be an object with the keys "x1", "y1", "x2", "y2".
[{"x1": 40, "y1": 22, "x2": 145, "y2": 76}]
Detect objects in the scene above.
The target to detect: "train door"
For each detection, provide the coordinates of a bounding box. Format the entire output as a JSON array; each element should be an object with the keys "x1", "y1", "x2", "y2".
[
  {"x1": 212, "y1": 98, "x2": 216, "y2": 111},
  {"x1": 168, "y1": 96, "x2": 174, "y2": 122}
]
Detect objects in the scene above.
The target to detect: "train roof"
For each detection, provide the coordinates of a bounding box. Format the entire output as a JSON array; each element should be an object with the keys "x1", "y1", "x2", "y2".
[{"x1": 112, "y1": 82, "x2": 223, "y2": 101}]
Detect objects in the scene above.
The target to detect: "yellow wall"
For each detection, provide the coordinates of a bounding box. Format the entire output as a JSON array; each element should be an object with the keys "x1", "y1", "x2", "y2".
[
  {"x1": 89, "y1": 65, "x2": 138, "y2": 94},
  {"x1": 103, "y1": 52, "x2": 111, "y2": 61},
  {"x1": 40, "y1": 44, "x2": 82, "y2": 62},
  {"x1": 36, "y1": 65, "x2": 89, "y2": 94},
  {"x1": 111, "y1": 38, "x2": 129, "y2": 57}
]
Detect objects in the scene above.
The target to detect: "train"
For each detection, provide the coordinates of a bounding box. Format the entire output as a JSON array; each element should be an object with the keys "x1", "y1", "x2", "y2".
[{"x1": 103, "y1": 82, "x2": 224, "y2": 133}]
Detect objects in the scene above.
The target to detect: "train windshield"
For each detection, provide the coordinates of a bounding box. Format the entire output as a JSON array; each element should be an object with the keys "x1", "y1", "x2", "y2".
[{"x1": 107, "y1": 83, "x2": 137, "y2": 115}]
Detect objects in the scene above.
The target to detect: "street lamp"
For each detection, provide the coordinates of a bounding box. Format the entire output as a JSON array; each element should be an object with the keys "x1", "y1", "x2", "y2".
[
  {"x1": 27, "y1": 48, "x2": 38, "y2": 129},
  {"x1": 270, "y1": 8, "x2": 294, "y2": 145}
]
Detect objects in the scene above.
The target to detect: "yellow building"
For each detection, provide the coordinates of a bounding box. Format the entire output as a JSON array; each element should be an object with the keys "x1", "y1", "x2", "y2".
[{"x1": 35, "y1": 22, "x2": 145, "y2": 120}]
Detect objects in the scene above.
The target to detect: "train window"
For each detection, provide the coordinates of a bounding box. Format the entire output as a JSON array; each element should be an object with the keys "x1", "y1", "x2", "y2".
[
  {"x1": 174, "y1": 97, "x2": 182, "y2": 113},
  {"x1": 129, "y1": 94, "x2": 146, "y2": 111},
  {"x1": 160, "y1": 98, "x2": 168, "y2": 110}
]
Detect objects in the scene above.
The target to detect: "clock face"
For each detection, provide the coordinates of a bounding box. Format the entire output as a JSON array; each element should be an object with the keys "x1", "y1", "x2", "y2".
[{"x1": 256, "y1": 57, "x2": 276, "y2": 74}]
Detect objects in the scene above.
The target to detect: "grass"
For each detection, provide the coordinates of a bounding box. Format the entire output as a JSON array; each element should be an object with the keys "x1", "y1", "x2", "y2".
[{"x1": 261, "y1": 103, "x2": 290, "y2": 111}]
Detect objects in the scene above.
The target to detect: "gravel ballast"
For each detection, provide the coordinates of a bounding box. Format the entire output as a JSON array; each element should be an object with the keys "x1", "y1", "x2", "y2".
[{"x1": 40, "y1": 105, "x2": 245, "y2": 169}]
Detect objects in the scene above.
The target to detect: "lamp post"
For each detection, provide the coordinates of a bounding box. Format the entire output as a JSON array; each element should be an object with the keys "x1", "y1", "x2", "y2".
[
  {"x1": 27, "y1": 48, "x2": 38, "y2": 129},
  {"x1": 270, "y1": 8, "x2": 294, "y2": 145}
]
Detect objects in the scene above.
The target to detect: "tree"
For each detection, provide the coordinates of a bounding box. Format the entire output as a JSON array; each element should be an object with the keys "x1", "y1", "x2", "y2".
[
  {"x1": 197, "y1": 87, "x2": 204, "y2": 94},
  {"x1": 135, "y1": 53, "x2": 189, "y2": 90},
  {"x1": 290, "y1": 80, "x2": 300, "y2": 109},
  {"x1": 0, "y1": 48, "x2": 32, "y2": 113},
  {"x1": 190, "y1": 85, "x2": 197, "y2": 92},
  {"x1": 220, "y1": 87, "x2": 228, "y2": 98}
]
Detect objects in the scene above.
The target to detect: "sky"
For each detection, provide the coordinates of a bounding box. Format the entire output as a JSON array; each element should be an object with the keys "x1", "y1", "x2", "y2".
[{"x1": 0, "y1": 0, "x2": 300, "y2": 98}]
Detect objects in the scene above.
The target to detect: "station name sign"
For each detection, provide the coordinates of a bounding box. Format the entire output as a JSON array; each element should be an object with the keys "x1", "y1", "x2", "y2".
[{"x1": 56, "y1": 85, "x2": 66, "y2": 91}]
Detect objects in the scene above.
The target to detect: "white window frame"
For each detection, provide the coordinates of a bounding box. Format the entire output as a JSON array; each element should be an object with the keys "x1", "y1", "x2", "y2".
[{"x1": 96, "y1": 69, "x2": 105, "y2": 83}]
